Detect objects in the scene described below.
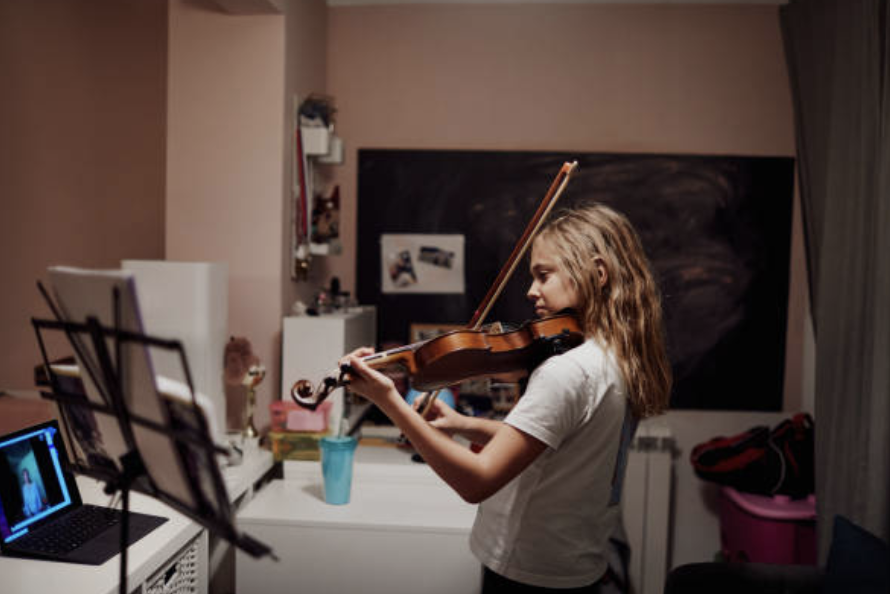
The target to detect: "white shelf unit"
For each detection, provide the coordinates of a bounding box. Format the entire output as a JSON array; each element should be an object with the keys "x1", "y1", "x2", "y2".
[{"x1": 281, "y1": 308, "x2": 377, "y2": 433}]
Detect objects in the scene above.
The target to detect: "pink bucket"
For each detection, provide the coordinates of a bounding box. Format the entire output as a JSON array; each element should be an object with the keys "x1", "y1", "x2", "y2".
[{"x1": 719, "y1": 486, "x2": 817, "y2": 565}]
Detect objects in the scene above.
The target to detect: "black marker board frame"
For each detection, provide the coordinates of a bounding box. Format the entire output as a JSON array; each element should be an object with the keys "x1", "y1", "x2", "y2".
[{"x1": 357, "y1": 149, "x2": 795, "y2": 411}]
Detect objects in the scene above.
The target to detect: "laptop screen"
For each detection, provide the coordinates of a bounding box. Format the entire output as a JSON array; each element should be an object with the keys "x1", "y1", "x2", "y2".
[{"x1": 0, "y1": 420, "x2": 79, "y2": 544}]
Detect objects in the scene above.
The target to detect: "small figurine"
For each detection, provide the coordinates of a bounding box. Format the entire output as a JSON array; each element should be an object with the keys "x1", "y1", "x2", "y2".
[
  {"x1": 242, "y1": 363, "x2": 266, "y2": 439},
  {"x1": 224, "y1": 337, "x2": 265, "y2": 439}
]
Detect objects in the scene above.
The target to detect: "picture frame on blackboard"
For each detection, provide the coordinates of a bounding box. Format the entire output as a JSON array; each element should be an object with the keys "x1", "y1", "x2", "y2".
[{"x1": 380, "y1": 233, "x2": 465, "y2": 294}]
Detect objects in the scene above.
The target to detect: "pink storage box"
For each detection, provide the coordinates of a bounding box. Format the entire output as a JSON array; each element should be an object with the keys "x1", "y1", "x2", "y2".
[
  {"x1": 269, "y1": 400, "x2": 332, "y2": 433},
  {"x1": 719, "y1": 487, "x2": 817, "y2": 565}
]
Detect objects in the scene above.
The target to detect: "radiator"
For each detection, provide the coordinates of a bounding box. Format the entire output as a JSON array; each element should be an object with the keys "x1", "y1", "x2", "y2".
[{"x1": 622, "y1": 421, "x2": 674, "y2": 594}]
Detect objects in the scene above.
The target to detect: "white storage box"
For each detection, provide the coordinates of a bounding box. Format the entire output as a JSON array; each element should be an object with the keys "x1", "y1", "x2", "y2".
[{"x1": 301, "y1": 126, "x2": 330, "y2": 155}]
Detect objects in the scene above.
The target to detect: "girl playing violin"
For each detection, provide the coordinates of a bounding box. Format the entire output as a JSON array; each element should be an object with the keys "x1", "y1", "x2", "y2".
[{"x1": 342, "y1": 203, "x2": 672, "y2": 593}]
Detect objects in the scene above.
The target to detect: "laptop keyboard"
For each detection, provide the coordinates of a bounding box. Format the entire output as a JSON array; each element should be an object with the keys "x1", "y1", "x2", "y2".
[{"x1": 14, "y1": 505, "x2": 122, "y2": 555}]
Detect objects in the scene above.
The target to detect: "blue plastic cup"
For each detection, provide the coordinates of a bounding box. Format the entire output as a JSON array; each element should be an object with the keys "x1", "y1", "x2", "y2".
[{"x1": 320, "y1": 436, "x2": 358, "y2": 505}]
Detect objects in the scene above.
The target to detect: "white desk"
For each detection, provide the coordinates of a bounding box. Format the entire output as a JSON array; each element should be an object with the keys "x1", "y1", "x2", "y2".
[
  {"x1": 4, "y1": 444, "x2": 274, "y2": 594},
  {"x1": 211, "y1": 439, "x2": 276, "y2": 594},
  {"x1": 236, "y1": 446, "x2": 482, "y2": 594}
]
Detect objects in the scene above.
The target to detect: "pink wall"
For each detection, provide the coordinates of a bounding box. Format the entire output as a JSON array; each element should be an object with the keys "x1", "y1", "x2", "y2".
[
  {"x1": 282, "y1": 0, "x2": 329, "y2": 318},
  {"x1": 166, "y1": 0, "x2": 286, "y2": 431},
  {"x1": 326, "y1": 4, "x2": 796, "y2": 293},
  {"x1": 0, "y1": 0, "x2": 806, "y2": 422},
  {"x1": 0, "y1": 0, "x2": 167, "y2": 390},
  {"x1": 323, "y1": 4, "x2": 807, "y2": 413},
  {"x1": 166, "y1": 0, "x2": 327, "y2": 431}
]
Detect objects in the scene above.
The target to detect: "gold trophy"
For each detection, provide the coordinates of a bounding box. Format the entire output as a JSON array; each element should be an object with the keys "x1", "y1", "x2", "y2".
[{"x1": 242, "y1": 363, "x2": 265, "y2": 439}]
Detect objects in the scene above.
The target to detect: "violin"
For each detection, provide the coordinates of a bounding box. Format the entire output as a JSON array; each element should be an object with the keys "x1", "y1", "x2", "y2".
[
  {"x1": 291, "y1": 313, "x2": 583, "y2": 410},
  {"x1": 291, "y1": 160, "x2": 580, "y2": 411}
]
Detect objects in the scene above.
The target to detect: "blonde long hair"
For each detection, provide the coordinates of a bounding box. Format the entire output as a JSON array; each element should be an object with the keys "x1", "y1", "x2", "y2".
[{"x1": 537, "y1": 203, "x2": 672, "y2": 418}]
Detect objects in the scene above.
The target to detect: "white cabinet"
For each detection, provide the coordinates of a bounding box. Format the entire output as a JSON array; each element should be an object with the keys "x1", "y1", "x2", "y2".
[
  {"x1": 122, "y1": 259, "x2": 229, "y2": 437},
  {"x1": 235, "y1": 453, "x2": 481, "y2": 594},
  {"x1": 281, "y1": 308, "x2": 376, "y2": 432}
]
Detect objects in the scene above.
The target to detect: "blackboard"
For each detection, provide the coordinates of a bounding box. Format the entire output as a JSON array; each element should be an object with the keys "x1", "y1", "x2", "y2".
[{"x1": 357, "y1": 149, "x2": 795, "y2": 411}]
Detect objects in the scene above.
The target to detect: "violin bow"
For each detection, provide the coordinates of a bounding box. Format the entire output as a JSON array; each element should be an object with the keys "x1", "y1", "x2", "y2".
[{"x1": 419, "y1": 160, "x2": 579, "y2": 416}]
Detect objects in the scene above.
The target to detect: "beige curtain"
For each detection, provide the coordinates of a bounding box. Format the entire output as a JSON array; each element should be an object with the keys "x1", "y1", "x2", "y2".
[{"x1": 781, "y1": 0, "x2": 890, "y2": 561}]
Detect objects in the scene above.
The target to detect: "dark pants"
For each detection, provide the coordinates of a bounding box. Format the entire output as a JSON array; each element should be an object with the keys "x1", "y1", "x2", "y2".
[{"x1": 482, "y1": 567, "x2": 604, "y2": 594}]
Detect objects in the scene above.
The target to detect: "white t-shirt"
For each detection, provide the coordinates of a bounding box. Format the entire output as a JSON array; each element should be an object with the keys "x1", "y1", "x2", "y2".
[{"x1": 469, "y1": 338, "x2": 631, "y2": 588}]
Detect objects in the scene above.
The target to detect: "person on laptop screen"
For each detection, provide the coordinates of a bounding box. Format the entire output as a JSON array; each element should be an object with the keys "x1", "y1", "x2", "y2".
[{"x1": 20, "y1": 468, "x2": 46, "y2": 518}]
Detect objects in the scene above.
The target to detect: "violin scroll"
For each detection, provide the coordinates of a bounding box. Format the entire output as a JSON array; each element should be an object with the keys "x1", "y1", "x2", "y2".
[{"x1": 290, "y1": 371, "x2": 348, "y2": 410}]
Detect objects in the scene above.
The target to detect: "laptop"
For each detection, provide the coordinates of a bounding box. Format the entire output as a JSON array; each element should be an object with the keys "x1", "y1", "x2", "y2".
[{"x1": 0, "y1": 419, "x2": 167, "y2": 565}]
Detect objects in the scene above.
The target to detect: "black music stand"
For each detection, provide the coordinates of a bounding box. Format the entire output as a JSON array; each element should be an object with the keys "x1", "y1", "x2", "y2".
[{"x1": 31, "y1": 280, "x2": 274, "y2": 594}]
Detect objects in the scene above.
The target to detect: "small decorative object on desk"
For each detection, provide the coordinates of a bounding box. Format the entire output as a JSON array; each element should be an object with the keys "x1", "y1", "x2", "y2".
[
  {"x1": 268, "y1": 398, "x2": 334, "y2": 462},
  {"x1": 224, "y1": 336, "x2": 266, "y2": 440},
  {"x1": 291, "y1": 299, "x2": 308, "y2": 316}
]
